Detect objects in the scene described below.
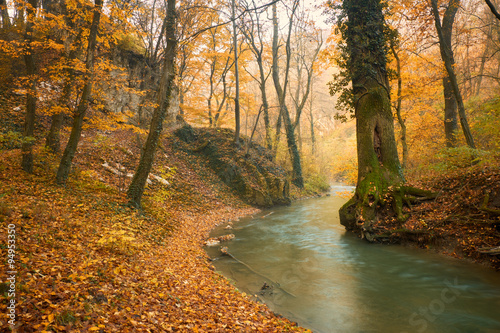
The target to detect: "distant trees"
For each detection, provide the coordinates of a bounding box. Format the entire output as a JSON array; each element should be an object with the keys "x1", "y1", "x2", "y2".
[
  {"x1": 430, "y1": 0, "x2": 476, "y2": 149},
  {"x1": 0, "y1": 0, "x2": 327, "y2": 204},
  {"x1": 271, "y1": 0, "x2": 303, "y2": 188}
]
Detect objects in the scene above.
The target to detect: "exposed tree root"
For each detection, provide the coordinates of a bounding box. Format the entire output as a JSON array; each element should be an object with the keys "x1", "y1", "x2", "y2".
[
  {"x1": 478, "y1": 246, "x2": 500, "y2": 256},
  {"x1": 340, "y1": 185, "x2": 438, "y2": 242},
  {"x1": 480, "y1": 191, "x2": 500, "y2": 216}
]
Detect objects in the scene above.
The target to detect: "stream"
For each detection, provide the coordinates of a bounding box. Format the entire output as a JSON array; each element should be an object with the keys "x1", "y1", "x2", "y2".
[{"x1": 205, "y1": 185, "x2": 500, "y2": 333}]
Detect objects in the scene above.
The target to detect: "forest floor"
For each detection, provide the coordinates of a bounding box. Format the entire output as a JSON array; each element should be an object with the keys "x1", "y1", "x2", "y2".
[
  {"x1": 0, "y1": 120, "x2": 312, "y2": 332},
  {"x1": 372, "y1": 161, "x2": 500, "y2": 270}
]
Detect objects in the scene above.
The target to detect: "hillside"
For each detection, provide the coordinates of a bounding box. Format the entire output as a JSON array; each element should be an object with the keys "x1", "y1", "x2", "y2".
[{"x1": 0, "y1": 98, "x2": 317, "y2": 331}]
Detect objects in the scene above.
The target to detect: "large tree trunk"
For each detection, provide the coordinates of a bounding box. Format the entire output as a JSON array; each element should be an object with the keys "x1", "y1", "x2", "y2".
[
  {"x1": 338, "y1": 0, "x2": 405, "y2": 237},
  {"x1": 127, "y1": 0, "x2": 177, "y2": 208},
  {"x1": 271, "y1": 1, "x2": 303, "y2": 188},
  {"x1": 431, "y1": 0, "x2": 476, "y2": 149},
  {"x1": 56, "y1": 0, "x2": 102, "y2": 184},
  {"x1": 21, "y1": 0, "x2": 38, "y2": 173}
]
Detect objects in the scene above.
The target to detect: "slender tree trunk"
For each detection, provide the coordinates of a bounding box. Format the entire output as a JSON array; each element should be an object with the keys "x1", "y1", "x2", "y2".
[
  {"x1": 309, "y1": 80, "x2": 316, "y2": 155},
  {"x1": 47, "y1": 48, "x2": 78, "y2": 153},
  {"x1": 46, "y1": 113, "x2": 64, "y2": 152},
  {"x1": 214, "y1": 74, "x2": 228, "y2": 126},
  {"x1": 232, "y1": 0, "x2": 241, "y2": 146},
  {"x1": 431, "y1": 0, "x2": 476, "y2": 149},
  {"x1": 309, "y1": 110, "x2": 315, "y2": 155},
  {"x1": 390, "y1": 43, "x2": 408, "y2": 169},
  {"x1": 475, "y1": 45, "x2": 488, "y2": 96},
  {"x1": 485, "y1": 0, "x2": 500, "y2": 21},
  {"x1": 127, "y1": 0, "x2": 177, "y2": 208},
  {"x1": 257, "y1": 57, "x2": 272, "y2": 150},
  {"x1": 241, "y1": 2, "x2": 272, "y2": 150},
  {"x1": 21, "y1": 0, "x2": 38, "y2": 173},
  {"x1": 338, "y1": 0, "x2": 405, "y2": 237},
  {"x1": 56, "y1": 0, "x2": 102, "y2": 184},
  {"x1": 475, "y1": 20, "x2": 494, "y2": 95},
  {"x1": 208, "y1": 89, "x2": 213, "y2": 127},
  {"x1": 292, "y1": 37, "x2": 322, "y2": 130},
  {"x1": 45, "y1": 0, "x2": 77, "y2": 153},
  {"x1": 271, "y1": 1, "x2": 303, "y2": 188},
  {"x1": 439, "y1": 0, "x2": 460, "y2": 147}
]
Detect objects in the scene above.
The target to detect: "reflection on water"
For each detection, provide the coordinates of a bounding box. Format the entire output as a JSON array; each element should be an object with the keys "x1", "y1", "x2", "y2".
[{"x1": 206, "y1": 185, "x2": 500, "y2": 333}]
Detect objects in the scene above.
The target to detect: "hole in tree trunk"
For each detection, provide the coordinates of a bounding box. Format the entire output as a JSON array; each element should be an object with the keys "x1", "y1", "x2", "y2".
[{"x1": 374, "y1": 125, "x2": 382, "y2": 164}]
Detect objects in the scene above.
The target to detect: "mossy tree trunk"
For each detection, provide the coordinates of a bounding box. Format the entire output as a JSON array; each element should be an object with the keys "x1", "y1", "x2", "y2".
[
  {"x1": 127, "y1": 0, "x2": 177, "y2": 208},
  {"x1": 338, "y1": 0, "x2": 405, "y2": 236}
]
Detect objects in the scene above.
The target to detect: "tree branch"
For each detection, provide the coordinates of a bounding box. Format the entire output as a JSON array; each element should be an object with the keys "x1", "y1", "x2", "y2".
[
  {"x1": 186, "y1": 0, "x2": 281, "y2": 41},
  {"x1": 484, "y1": 0, "x2": 500, "y2": 21}
]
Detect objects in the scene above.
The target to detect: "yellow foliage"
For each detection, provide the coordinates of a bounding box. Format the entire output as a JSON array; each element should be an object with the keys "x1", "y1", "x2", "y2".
[{"x1": 97, "y1": 222, "x2": 142, "y2": 254}]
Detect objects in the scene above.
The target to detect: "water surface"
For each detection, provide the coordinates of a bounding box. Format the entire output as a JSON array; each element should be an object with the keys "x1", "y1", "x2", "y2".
[{"x1": 206, "y1": 185, "x2": 500, "y2": 333}]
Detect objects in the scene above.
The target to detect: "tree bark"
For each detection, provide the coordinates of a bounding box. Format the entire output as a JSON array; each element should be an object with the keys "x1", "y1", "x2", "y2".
[
  {"x1": 56, "y1": 0, "x2": 102, "y2": 184},
  {"x1": 309, "y1": 81, "x2": 316, "y2": 156},
  {"x1": 46, "y1": 113, "x2": 64, "y2": 153},
  {"x1": 271, "y1": 1, "x2": 303, "y2": 188},
  {"x1": 21, "y1": 0, "x2": 38, "y2": 173},
  {"x1": 338, "y1": 0, "x2": 405, "y2": 236},
  {"x1": 484, "y1": 0, "x2": 500, "y2": 21},
  {"x1": 0, "y1": 0, "x2": 10, "y2": 28},
  {"x1": 440, "y1": 0, "x2": 459, "y2": 147},
  {"x1": 232, "y1": 0, "x2": 241, "y2": 146},
  {"x1": 390, "y1": 42, "x2": 408, "y2": 169},
  {"x1": 431, "y1": 0, "x2": 476, "y2": 149},
  {"x1": 127, "y1": 0, "x2": 177, "y2": 208},
  {"x1": 45, "y1": 0, "x2": 78, "y2": 153}
]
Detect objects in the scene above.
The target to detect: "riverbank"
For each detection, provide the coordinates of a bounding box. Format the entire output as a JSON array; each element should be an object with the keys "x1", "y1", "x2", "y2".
[
  {"x1": 371, "y1": 162, "x2": 500, "y2": 270},
  {"x1": 0, "y1": 145, "x2": 312, "y2": 331}
]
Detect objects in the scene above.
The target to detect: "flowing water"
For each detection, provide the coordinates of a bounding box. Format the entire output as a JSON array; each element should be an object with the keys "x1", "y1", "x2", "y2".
[{"x1": 205, "y1": 185, "x2": 500, "y2": 333}]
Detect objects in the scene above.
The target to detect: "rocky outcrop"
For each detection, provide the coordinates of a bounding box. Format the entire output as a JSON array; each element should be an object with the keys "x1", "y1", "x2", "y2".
[{"x1": 174, "y1": 125, "x2": 290, "y2": 207}]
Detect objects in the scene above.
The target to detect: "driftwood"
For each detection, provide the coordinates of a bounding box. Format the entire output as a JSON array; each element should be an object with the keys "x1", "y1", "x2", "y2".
[
  {"x1": 478, "y1": 246, "x2": 500, "y2": 255},
  {"x1": 101, "y1": 161, "x2": 169, "y2": 186}
]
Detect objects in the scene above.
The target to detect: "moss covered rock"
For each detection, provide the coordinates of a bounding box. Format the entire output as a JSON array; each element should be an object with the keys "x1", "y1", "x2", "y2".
[{"x1": 174, "y1": 125, "x2": 291, "y2": 207}]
